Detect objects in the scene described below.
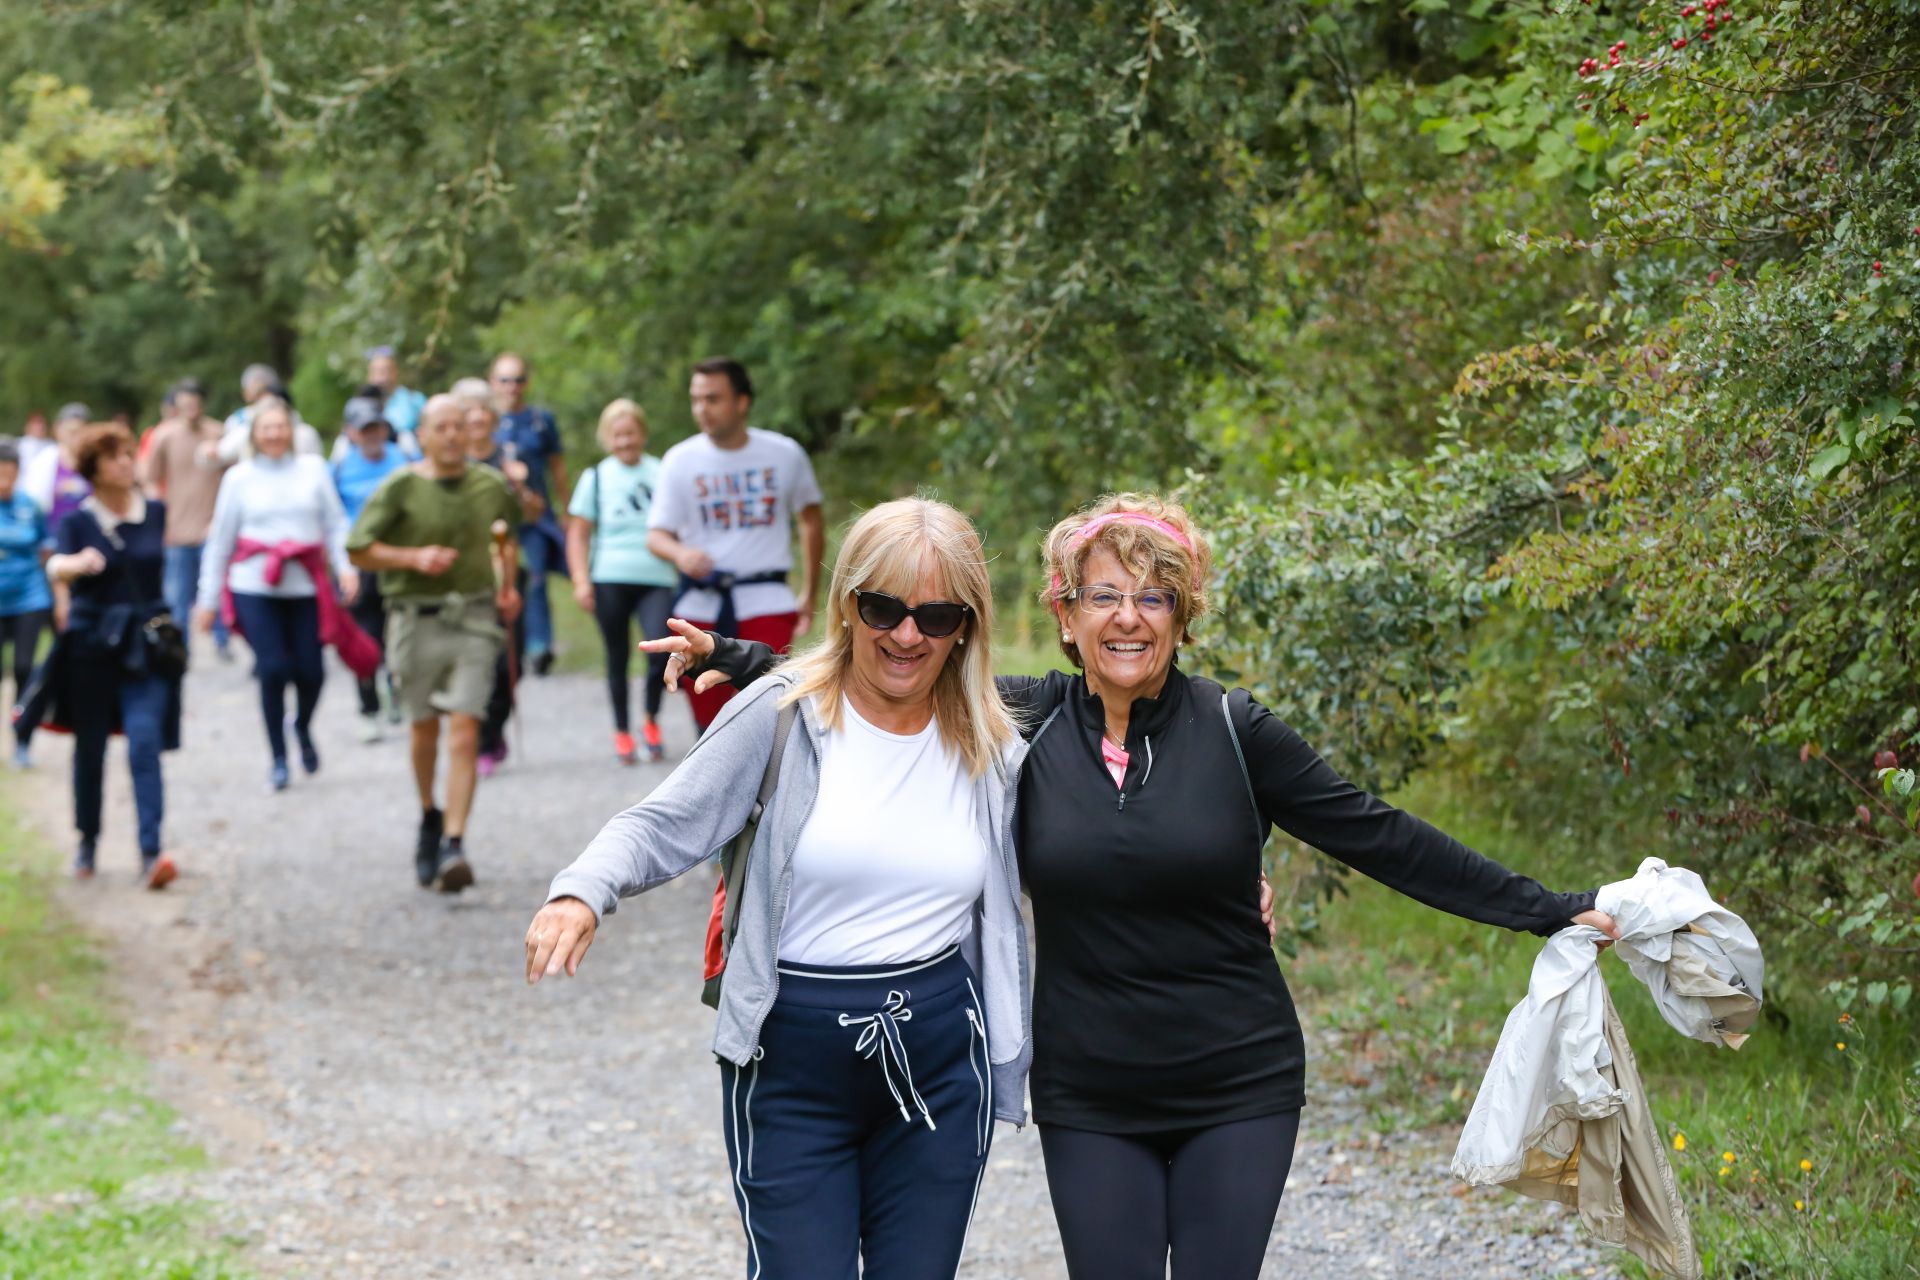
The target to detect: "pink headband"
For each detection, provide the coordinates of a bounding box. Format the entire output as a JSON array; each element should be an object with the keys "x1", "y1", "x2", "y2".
[{"x1": 1049, "y1": 512, "x2": 1194, "y2": 598}]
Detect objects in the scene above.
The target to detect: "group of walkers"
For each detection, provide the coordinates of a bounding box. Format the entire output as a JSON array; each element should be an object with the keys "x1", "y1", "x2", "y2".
[
  {"x1": 8, "y1": 350, "x2": 826, "y2": 900},
  {"x1": 6, "y1": 342, "x2": 1627, "y2": 1277}
]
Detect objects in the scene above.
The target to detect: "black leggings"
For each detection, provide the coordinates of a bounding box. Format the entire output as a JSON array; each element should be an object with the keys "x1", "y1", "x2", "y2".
[
  {"x1": 1039, "y1": 1110, "x2": 1301, "y2": 1280},
  {"x1": 230, "y1": 592, "x2": 324, "y2": 762},
  {"x1": 348, "y1": 576, "x2": 387, "y2": 715},
  {"x1": 592, "y1": 581, "x2": 673, "y2": 732},
  {"x1": 0, "y1": 609, "x2": 48, "y2": 741}
]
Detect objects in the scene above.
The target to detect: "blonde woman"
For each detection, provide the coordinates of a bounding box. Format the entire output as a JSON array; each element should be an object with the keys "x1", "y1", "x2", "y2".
[
  {"x1": 674, "y1": 491, "x2": 1618, "y2": 1280},
  {"x1": 565, "y1": 399, "x2": 678, "y2": 763},
  {"x1": 525, "y1": 498, "x2": 1030, "y2": 1279}
]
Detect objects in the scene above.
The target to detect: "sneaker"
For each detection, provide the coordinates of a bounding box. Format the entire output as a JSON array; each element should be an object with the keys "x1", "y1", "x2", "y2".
[
  {"x1": 357, "y1": 712, "x2": 383, "y2": 744},
  {"x1": 269, "y1": 759, "x2": 290, "y2": 792},
  {"x1": 74, "y1": 837, "x2": 97, "y2": 880},
  {"x1": 641, "y1": 721, "x2": 665, "y2": 763},
  {"x1": 613, "y1": 731, "x2": 638, "y2": 764},
  {"x1": 433, "y1": 839, "x2": 474, "y2": 894},
  {"x1": 532, "y1": 649, "x2": 555, "y2": 677},
  {"x1": 415, "y1": 807, "x2": 444, "y2": 888},
  {"x1": 141, "y1": 853, "x2": 177, "y2": 891},
  {"x1": 298, "y1": 735, "x2": 321, "y2": 776},
  {"x1": 12, "y1": 742, "x2": 29, "y2": 769},
  {"x1": 476, "y1": 744, "x2": 507, "y2": 778}
]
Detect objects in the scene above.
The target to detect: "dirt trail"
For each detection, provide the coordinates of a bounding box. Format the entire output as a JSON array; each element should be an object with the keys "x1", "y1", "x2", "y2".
[{"x1": 26, "y1": 649, "x2": 1617, "y2": 1277}]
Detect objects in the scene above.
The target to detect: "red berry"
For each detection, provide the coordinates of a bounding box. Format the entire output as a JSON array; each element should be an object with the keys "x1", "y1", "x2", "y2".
[
  {"x1": 1682, "y1": 3, "x2": 1695, "y2": 12},
  {"x1": 1674, "y1": 36, "x2": 1688, "y2": 47},
  {"x1": 1857, "y1": 804, "x2": 1874, "y2": 827},
  {"x1": 1875, "y1": 750, "x2": 1898, "y2": 770}
]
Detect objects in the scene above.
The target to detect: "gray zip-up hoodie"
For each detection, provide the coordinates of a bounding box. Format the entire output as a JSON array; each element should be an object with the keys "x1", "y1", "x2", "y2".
[{"x1": 546, "y1": 674, "x2": 1034, "y2": 1125}]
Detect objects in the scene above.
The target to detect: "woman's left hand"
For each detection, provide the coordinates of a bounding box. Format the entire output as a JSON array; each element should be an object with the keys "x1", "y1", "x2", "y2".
[
  {"x1": 338, "y1": 567, "x2": 360, "y2": 605},
  {"x1": 1258, "y1": 872, "x2": 1276, "y2": 944},
  {"x1": 1573, "y1": 908, "x2": 1621, "y2": 948}
]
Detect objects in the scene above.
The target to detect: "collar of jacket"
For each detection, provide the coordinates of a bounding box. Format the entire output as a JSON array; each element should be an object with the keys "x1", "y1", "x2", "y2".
[{"x1": 1068, "y1": 658, "x2": 1190, "y2": 747}]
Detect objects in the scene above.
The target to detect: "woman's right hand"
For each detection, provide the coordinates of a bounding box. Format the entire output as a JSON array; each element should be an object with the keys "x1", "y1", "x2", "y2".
[
  {"x1": 62, "y1": 548, "x2": 108, "y2": 580},
  {"x1": 572, "y1": 579, "x2": 595, "y2": 613},
  {"x1": 640, "y1": 618, "x2": 729, "y2": 694},
  {"x1": 525, "y1": 897, "x2": 598, "y2": 984},
  {"x1": 191, "y1": 606, "x2": 216, "y2": 635}
]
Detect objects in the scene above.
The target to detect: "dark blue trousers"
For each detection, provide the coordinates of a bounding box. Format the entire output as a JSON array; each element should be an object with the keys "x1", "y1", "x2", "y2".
[
  {"x1": 720, "y1": 948, "x2": 993, "y2": 1280},
  {"x1": 231, "y1": 592, "x2": 324, "y2": 762}
]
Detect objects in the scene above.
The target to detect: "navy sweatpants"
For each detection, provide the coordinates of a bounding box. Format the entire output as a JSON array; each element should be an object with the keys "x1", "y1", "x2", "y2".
[{"x1": 719, "y1": 948, "x2": 993, "y2": 1280}]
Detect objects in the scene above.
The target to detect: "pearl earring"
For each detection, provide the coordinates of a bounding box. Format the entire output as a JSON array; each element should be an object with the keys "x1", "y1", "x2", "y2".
[
  {"x1": 958, "y1": 636, "x2": 966, "y2": 645},
  {"x1": 1062, "y1": 632, "x2": 1072, "y2": 643},
  {"x1": 841, "y1": 620, "x2": 850, "y2": 629}
]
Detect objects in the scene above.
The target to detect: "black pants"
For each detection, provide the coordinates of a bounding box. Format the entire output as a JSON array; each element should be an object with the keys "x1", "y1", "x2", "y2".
[
  {"x1": 480, "y1": 568, "x2": 527, "y2": 757},
  {"x1": 349, "y1": 577, "x2": 387, "y2": 715},
  {"x1": 0, "y1": 608, "x2": 48, "y2": 745},
  {"x1": 1039, "y1": 1109, "x2": 1302, "y2": 1280},
  {"x1": 230, "y1": 592, "x2": 324, "y2": 763},
  {"x1": 591, "y1": 581, "x2": 673, "y2": 732}
]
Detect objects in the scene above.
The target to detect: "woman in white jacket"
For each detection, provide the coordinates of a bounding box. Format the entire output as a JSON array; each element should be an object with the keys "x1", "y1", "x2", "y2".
[{"x1": 193, "y1": 396, "x2": 359, "y2": 791}]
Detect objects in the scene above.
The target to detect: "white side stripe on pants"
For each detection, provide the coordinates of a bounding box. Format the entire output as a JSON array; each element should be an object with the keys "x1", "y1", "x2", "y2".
[{"x1": 729, "y1": 1061, "x2": 764, "y2": 1280}]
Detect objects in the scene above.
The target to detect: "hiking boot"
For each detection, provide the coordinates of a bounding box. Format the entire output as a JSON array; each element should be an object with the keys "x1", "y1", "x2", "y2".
[
  {"x1": 141, "y1": 853, "x2": 177, "y2": 891},
  {"x1": 74, "y1": 837, "x2": 97, "y2": 880},
  {"x1": 269, "y1": 758, "x2": 290, "y2": 792},
  {"x1": 415, "y1": 807, "x2": 444, "y2": 888},
  {"x1": 532, "y1": 649, "x2": 555, "y2": 677},
  {"x1": 641, "y1": 720, "x2": 665, "y2": 763},
  {"x1": 613, "y1": 730, "x2": 638, "y2": 764},
  {"x1": 433, "y1": 839, "x2": 474, "y2": 894}
]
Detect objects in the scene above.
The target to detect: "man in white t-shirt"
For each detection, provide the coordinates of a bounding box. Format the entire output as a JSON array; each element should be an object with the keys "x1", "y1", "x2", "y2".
[{"x1": 647, "y1": 358, "x2": 824, "y2": 729}]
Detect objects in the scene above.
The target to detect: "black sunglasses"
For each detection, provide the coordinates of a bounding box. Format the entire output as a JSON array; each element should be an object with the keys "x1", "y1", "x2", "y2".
[{"x1": 853, "y1": 590, "x2": 972, "y2": 639}]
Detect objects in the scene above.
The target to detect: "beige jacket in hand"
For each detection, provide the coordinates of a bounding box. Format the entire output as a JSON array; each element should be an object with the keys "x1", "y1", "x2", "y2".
[{"x1": 1451, "y1": 858, "x2": 1764, "y2": 1280}]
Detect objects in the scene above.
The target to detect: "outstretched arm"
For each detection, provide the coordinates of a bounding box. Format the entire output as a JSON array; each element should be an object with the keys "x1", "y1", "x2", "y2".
[{"x1": 1237, "y1": 692, "x2": 1614, "y2": 938}]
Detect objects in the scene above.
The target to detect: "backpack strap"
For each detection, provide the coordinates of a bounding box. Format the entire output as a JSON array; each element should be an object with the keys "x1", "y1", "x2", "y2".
[
  {"x1": 1220, "y1": 688, "x2": 1267, "y2": 852},
  {"x1": 714, "y1": 699, "x2": 799, "y2": 961}
]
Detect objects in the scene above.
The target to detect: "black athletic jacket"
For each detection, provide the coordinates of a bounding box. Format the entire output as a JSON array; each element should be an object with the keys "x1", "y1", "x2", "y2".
[{"x1": 703, "y1": 643, "x2": 1597, "y2": 1131}]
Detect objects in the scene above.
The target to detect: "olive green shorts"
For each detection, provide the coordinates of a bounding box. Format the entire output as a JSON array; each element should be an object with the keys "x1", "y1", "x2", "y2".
[{"x1": 385, "y1": 597, "x2": 504, "y2": 723}]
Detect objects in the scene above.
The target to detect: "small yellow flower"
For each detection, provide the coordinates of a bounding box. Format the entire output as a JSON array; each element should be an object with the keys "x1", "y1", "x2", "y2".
[
  {"x1": 1794, "y1": 1199, "x2": 1805, "y2": 1211},
  {"x1": 1717, "y1": 1166, "x2": 1730, "y2": 1178},
  {"x1": 1837, "y1": 1041, "x2": 1847, "y2": 1051},
  {"x1": 1800, "y1": 1159, "x2": 1813, "y2": 1172},
  {"x1": 1723, "y1": 1151, "x2": 1736, "y2": 1164},
  {"x1": 1673, "y1": 1132, "x2": 1687, "y2": 1152}
]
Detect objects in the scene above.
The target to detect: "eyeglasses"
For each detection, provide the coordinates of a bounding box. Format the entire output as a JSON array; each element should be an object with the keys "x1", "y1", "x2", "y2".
[
  {"x1": 853, "y1": 590, "x2": 972, "y2": 639},
  {"x1": 1069, "y1": 586, "x2": 1179, "y2": 616},
  {"x1": 493, "y1": 374, "x2": 528, "y2": 385}
]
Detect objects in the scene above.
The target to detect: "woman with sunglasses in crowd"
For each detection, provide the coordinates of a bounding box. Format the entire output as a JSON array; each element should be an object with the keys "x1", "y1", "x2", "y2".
[
  {"x1": 660, "y1": 491, "x2": 1616, "y2": 1280},
  {"x1": 524, "y1": 498, "x2": 1032, "y2": 1279}
]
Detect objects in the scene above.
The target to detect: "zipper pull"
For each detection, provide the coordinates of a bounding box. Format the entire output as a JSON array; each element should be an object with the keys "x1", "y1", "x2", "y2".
[{"x1": 1116, "y1": 790, "x2": 1126, "y2": 813}]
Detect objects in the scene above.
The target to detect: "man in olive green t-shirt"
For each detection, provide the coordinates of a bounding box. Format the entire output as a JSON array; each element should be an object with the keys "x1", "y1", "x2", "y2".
[{"x1": 348, "y1": 394, "x2": 521, "y2": 894}]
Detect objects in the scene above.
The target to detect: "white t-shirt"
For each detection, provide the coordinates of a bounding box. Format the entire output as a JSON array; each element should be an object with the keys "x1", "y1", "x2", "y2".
[
  {"x1": 648, "y1": 427, "x2": 822, "y2": 622},
  {"x1": 778, "y1": 697, "x2": 987, "y2": 967}
]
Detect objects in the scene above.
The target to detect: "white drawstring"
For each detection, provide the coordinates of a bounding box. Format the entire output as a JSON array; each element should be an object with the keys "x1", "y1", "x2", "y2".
[{"x1": 839, "y1": 989, "x2": 938, "y2": 1130}]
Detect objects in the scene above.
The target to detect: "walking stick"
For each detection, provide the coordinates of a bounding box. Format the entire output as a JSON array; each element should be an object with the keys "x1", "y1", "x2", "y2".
[{"x1": 491, "y1": 519, "x2": 524, "y2": 760}]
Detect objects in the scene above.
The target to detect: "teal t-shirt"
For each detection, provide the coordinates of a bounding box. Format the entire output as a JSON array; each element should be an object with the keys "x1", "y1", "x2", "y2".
[{"x1": 568, "y1": 455, "x2": 677, "y2": 588}]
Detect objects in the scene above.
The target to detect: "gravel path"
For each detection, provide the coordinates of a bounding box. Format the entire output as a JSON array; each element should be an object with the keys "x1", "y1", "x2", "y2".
[{"x1": 29, "y1": 646, "x2": 1622, "y2": 1278}]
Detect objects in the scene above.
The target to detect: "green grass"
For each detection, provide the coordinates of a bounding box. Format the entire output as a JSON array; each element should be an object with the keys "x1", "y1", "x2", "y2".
[
  {"x1": 1285, "y1": 782, "x2": 1920, "y2": 1279},
  {"x1": 0, "y1": 796, "x2": 248, "y2": 1279}
]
